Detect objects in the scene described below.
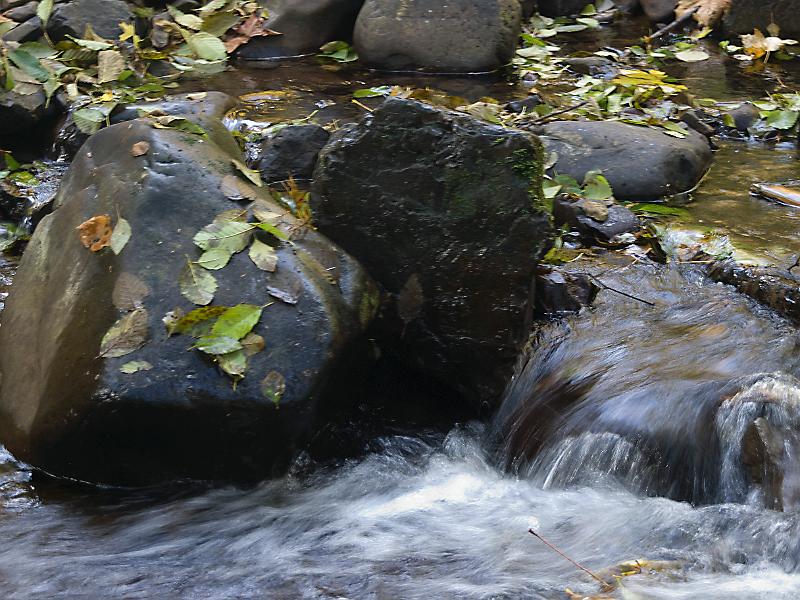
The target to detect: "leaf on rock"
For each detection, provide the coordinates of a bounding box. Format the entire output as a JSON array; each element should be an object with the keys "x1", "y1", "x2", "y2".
[
  {"x1": 150, "y1": 116, "x2": 208, "y2": 137},
  {"x1": 217, "y1": 349, "x2": 247, "y2": 379},
  {"x1": 193, "y1": 220, "x2": 253, "y2": 253},
  {"x1": 250, "y1": 200, "x2": 282, "y2": 225},
  {"x1": 36, "y1": 0, "x2": 54, "y2": 25},
  {"x1": 221, "y1": 174, "x2": 257, "y2": 201},
  {"x1": 99, "y1": 308, "x2": 149, "y2": 358},
  {"x1": 248, "y1": 239, "x2": 278, "y2": 272},
  {"x1": 195, "y1": 335, "x2": 242, "y2": 355},
  {"x1": 109, "y1": 217, "x2": 132, "y2": 255},
  {"x1": 179, "y1": 260, "x2": 217, "y2": 305},
  {"x1": 112, "y1": 272, "x2": 150, "y2": 311},
  {"x1": 131, "y1": 141, "x2": 150, "y2": 156},
  {"x1": 267, "y1": 286, "x2": 298, "y2": 305},
  {"x1": 120, "y1": 360, "x2": 153, "y2": 374},
  {"x1": 397, "y1": 274, "x2": 424, "y2": 325},
  {"x1": 169, "y1": 305, "x2": 228, "y2": 336},
  {"x1": 211, "y1": 304, "x2": 262, "y2": 341},
  {"x1": 223, "y1": 13, "x2": 280, "y2": 54},
  {"x1": 97, "y1": 49, "x2": 126, "y2": 83},
  {"x1": 231, "y1": 159, "x2": 263, "y2": 187},
  {"x1": 73, "y1": 108, "x2": 106, "y2": 135},
  {"x1": 188, "y1": 32, "x2": 228, "y2": 61},
  {"x1": 241, "y1": 332, "x2": 265, "y2": 357},
  {"x1": 196, "y1": 247, "x2": 232, "y2": 270},
  {"x1": 583, "y1": 171, "x2": 614, "y2": 201},
  {"x1": 261, "y1": 371, "x2": 286, "y2": 406},
  {"x1": 76, "y1": 214, "x2": 113, "y2": 252}
]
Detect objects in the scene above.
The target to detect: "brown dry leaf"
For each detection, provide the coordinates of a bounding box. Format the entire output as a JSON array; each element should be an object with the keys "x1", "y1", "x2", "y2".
[
  {"x1": 397, "y1": 274, "x2": 424, "y2": 325},
  {"x1": 676, "y1": 0, "x2": 732, "y2": 28},
  {"x1": 131, "y1": 141, "x2": 150, "y2": 157},
  {"x1": 112, "y1": 272, "x2": 150, "y2": 311},
  {"x1": 241, "y1": 332, "x2": 265, "y2": 356},
  {"x1": 76, "y1": 215, "x2": 113, "y2": 252},
  {"x1": 223, "y1": 13, "x2": 281, "y2": 53},
  {"x1": 99, "y1": 308, "x2": 149, "y2": 358}
]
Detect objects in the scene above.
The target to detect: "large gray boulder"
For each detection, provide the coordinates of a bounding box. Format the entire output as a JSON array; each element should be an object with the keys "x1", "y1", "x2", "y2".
[
  {"x1": 238, "y1": 0, "x2": 365, "y2": 59},
  {"x1": 541, "y1": 120, "x2": 713, "y2": 201},
  {"x1": 354, "y1": 0, "x2": 523, "y2": 73},
  {"x1": 0, "y1": 105, "x2": 378, "y2": 486},
  {"x1": 723, "y1": 0, "x2": 800, "y2": 37},
  {"x1": 47, "y1": 0, "x2": 133, "y2": 41},
  {"x1": 311, "y1": 97, "x2": 553, "y2": 411},
  {"x1": 537, "y1": 0, "x2": 589, "y2": 16}
]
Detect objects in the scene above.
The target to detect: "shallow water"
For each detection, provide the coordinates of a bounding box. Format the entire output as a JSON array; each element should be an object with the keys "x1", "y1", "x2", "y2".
[{"x1": 2, "y1": 14, "x2": 800, "y2": 600}]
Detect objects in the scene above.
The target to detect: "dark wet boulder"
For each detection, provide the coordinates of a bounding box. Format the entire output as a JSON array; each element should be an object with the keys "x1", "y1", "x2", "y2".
[
  {"x1": 257, "y1": 124, "x2": 330, "y2": 185},
  {"x1": 521, "y1": 0, "x2": 537, "y2": 18},
  {"x1": 537, "y1": 0, "x2": 589, "y2": 16},
  {"x1": 505, "y1": 94, "x2": 543, "y2": 114},
  {"x1": 540, "y1": 120, "x2": 713, "y2": 201},
  {"x1": 0, "y1": 113, "x2": 378, "y2": 486},
  {"x1": 237, "y1": 0, "x2": 364, "y2": 60},
  {"x1": 724, "y1": 102, "x2": 760, "y2": 132},
  {"x1": 0, "y1": 86, "x2": 54, "y2": 136},
  {"x1": 311, "y1": 97, "x2": 553, "y2": 411},
  {"x1": 640, "y1": 0, "x2": 675, "y2": 22},
  {"x1": 46, "y1": 0, "x2": 132, "y2": 41},
  {"x1": 536, "y1": 266, "x2": 599, "y2": 317},
  {"x1": 707, "y1": 260, "x2": 800, "y2": 325},
  {"x1": 723, "y1": 0, "x2": 800, "y2": 37},
  {"x1": 353, "y1": 0, "x2": 522, "y2": 73},
  {"x1": 553, "y1": 194, "x2": 639, "y2": 243}
]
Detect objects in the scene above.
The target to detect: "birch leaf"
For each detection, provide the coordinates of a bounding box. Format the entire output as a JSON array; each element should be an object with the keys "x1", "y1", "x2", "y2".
[
  {"x1": 179, "y1": 261, "x2": 217, "y2": 305},
  {"x1": 99, "y1": 308, "x2": 149, "y2": 358},
  {"x1": 211, "y1": 304, "x2": 262, "y2": 340},
  {"x1": 109, "y1": 217, "x2": 132, "y2": 255},
  {"x1": 248, "y1": 239, "x2": 278, "y2": 272}
]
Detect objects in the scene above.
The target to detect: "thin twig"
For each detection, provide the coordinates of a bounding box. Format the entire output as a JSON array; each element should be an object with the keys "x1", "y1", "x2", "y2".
[
  {"x1": 586, "y1": 273, "x2": 656, "y2": 306},
  {"x1": 351, "y1": 99, "x2": 374, "y2": 113},
  {"x1": 528, "y1": 101, "x2": 589, "y2": 126},
  {"x1": 529, "y1": 529, "x2": 609, "y2": 589},
  {"x1": 643, "y1": 7, "x2": 698, "y2": 45}
]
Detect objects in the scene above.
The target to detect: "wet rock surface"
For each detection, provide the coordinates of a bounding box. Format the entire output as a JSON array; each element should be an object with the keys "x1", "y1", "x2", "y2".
[
  {"x1": 257, "y1": 124, "x2": 330, "y2": 185},
  {"x1": 537, "y1": 0, "x2": 591, "y2": 16},
  {"x1": 553, "y1": 194, "x2": 640, "y2": 242},
  {"x1": 47, "y1": 0, "x2": 133, "y2": 41},
  {"x1": 237, "y1": 0, "x2": 365, "y2": 59},
  {"x1": 0, "y1": 112, "x2": 378, "y2": 486},
  {"x1": 0, "y1": 87, "x2": 56, "y2": 137},
  {"x1": 312, "y1": 97, "x2": 552, "y2": 411},
  {"x1": 354, "y1": 0, "x2": 522, "y2": 72},
  {"x1": 723, "y1": 0, "x2": 800, "y2": 37},
  {"x1": 535, "y1": 267, "x2": 599, "y2": 317},
  {"x1": 540, "y1": 120, "x2": 713, "y2": 201}
]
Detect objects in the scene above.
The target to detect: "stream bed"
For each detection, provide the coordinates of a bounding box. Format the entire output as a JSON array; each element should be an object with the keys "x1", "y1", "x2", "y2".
[{"x1": 1, "y1": 16, "x2": 800, "y2": 600}]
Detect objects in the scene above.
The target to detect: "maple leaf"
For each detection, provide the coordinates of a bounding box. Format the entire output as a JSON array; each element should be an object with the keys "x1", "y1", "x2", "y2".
[{"x1": 76, "y1": 215, "x2": 113, "y2": 252}]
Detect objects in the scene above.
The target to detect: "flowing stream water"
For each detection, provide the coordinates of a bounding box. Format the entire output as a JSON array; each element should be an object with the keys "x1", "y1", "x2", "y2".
[{"x1": 2, "y1": 18, "x2": 800, "y2": 600}]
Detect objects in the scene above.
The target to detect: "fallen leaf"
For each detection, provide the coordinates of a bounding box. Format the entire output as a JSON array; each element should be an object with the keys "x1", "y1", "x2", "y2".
[
  {"x1": 223, "y1": 13, "x2": 280, "y2": 54},
  {"x1": 76, "y1": 215, "x2": 113, "y2": 252},
  {"x1": 196, "y1": 247, "x2": 232, "y2": 270},
  {"x1": 109, "y1": 217, "x2": 132, "y2": 255},
  {"x1": 130, "y1": 141, "x2": 150, "y2": 156},
  {"x1": 97, "y1": 49, "x2": 126, "y2": 84},
  {"x1": 220, "y1": 174, "x2": 257, "y2": 200},
  {"x1": 195, "y1": 335, "x2": 242, "y2": 354},
  {"x1": 169, "y1": 305, "x2": 227, "y2": 336},
  {"x1": 261, "y1": 370, "x2": 286, "y2": 406},
  {"x1": 112, "y1": 272, "x2": 150, "y2": 311},
  {"x1": 676, "y1": 0, "x2": 732, "y2": 28},
  {"x1": 267, "y1": 286, "x2": 298, "y2": 305},
  {"x1": 193, "y1": 219, "x2": 253, "y2": 253},
  {"x1": 120, "y1": 360, "x2": 153, "y2": 374},
  {"x1": 675, "y1": 48, "x2": 710, "y2": 62},
  {"x1": 217, "y1": 349, "x2": 247, "y2": 378},
  {"x1": 211, "y1": 304, "x2": 263, "y2": 340},
  {"x1": 249, "y1": 239, "x2": 278, "y2": 272},
  {"x1": 99, "y1": 308, "x2": 149, "y2": 358},
  {"x1": 241, "y1": 332, "x2": 265, "y2": 356},
  {"x1": 180, "y1": 260, "x2": 218, "y2": 305},
  {"x1": 231, "y1": 159, "x2": 263, "y2": 187}
]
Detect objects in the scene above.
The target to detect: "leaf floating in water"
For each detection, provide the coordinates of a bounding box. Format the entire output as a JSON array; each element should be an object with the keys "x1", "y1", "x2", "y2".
[
  {"x1": 168, "y1": 305, "x2": 227, "y2": 336},
  {"x1": 231, "y1": 159, "x2": 263, "y2": 187},
  {"x1": 397, "y1": 273, "x2": 424, "y2": 325},
  {"x1": 248, "y1": 239, "x2": 278, "y2": 272},
  {"x1": 211, "y1": 304, "x2": 263, "y2": 340},
  {"x1": 130, "y1": 141, "x2": 150, "y2": 157},
  {"x1": 109, "y1": 217, "x2": 132, "y2": 255},
  {"x1": 261, "y1": 371, "x2": 286, "y2": 406},
  {"x1": 240, "y1": 332, "x2": 265, "y2": 357},
  {"x1": 196, "y1": 247, "x2": 232, "y2": 270},
  {"x1": 76, "y1": 214, "x2": 112, "y2": 252},
  {"x1": 99, "y1": 308, "x2": 149, "y2": 358},
  {"x1": 194, "y1": 335, "x2": 242, "y2": 355},
  {"x1": 112, "y1": 272, "x2": 150, "y2": 311},
  {"x1": 267, "y1": 286, "x2": 298, "y2": 305},
  {"x1": 179, "y1": 260, "x2": 217, "y2": 305},
  {"x1": 120, "y1": 360, "x2": 153, "y2": 374}
]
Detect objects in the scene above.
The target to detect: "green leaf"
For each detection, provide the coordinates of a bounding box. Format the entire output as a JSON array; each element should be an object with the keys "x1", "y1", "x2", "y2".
[
  {"x1": 231, "y1": 159, "x2": 263, "y2": 187},
  {"x1": 99, "y1": 308, "x2": 149, "y2": 358},
  {"x1": 109, "y1": 217, "x2": 132, "y2": 255},
  {"x1": 73, "y1": 108, "x2": 106, "y2": 134},
  {"x1": 261, "y1": 371, "x2": 286, "y2": 406},
  {"x1": 629, "y1": 203, "x2": 690, "y2": 217},
  {"x1": 674, "y1": 49, "x2": 710, "y2": 62},
  {"x1": 193, "y1": 220, "x2": 253, "y2": 253},
  {"x1": 575, "y1": 17, "x2": 600, "y2": 29},
  {"x1": 168, "y1": 305, "x2": 228, "y2": 336},
  {"x1": 202, "y1": 12, "x2": 240, "y2": 37},
  {"x1": 67, "y1": 36, "x2": 114, "y2": 51},
  {"x1": 187, "y1": 32, "x2": 228, "y2": 61},
  {"x1": 211, "y1": 304, "x2": 262, "y2": 340},
  {"x1": 660, "y1": 122, "x2": 687, "y2": 138},
  {"x1": 150, "y1": 116, "x2": 208, "y2": 136},
  {"x1": 200, "y1": 0, "x2": 228, "y2": 17},
  {"x1": 195, "y1": 335, "x2": 242, "y2": 354},
  {"x1": 179, "y1": 260, "x2": 217, "y2": 305},
  {"x1": 8, "y1": 49, "x2": 49, "y2": 82},
  {"x1": 120, "y1": 360, "x2": 153, "y2": 374},
  {"x1": 167, "y1": 5, "x2": 204, "y2": 30},
  {"x1": 583, "y1": 171, "x2": 613, "y2": 200},
  {"x1": 196, "y1": 247, "x2": 232, "y2": 270},
  {"x1": 36, "y1": 0, "x2": 54, "y2": 26},
  {"x1": 353, "y1": 86, "x2": 392, "y2": 98},
  {"x1": 256, "y1": 222, "x2": 289, "y2": 242},
  {"x1": 217, "y1": 349, "x2": 247, "y2": 379},
  {"x1": 248, "y1": 239, "x2": 278, "y2": 272},
  {"x1": 766, "y1": 110, "x2": 799, "y2": 130}
]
